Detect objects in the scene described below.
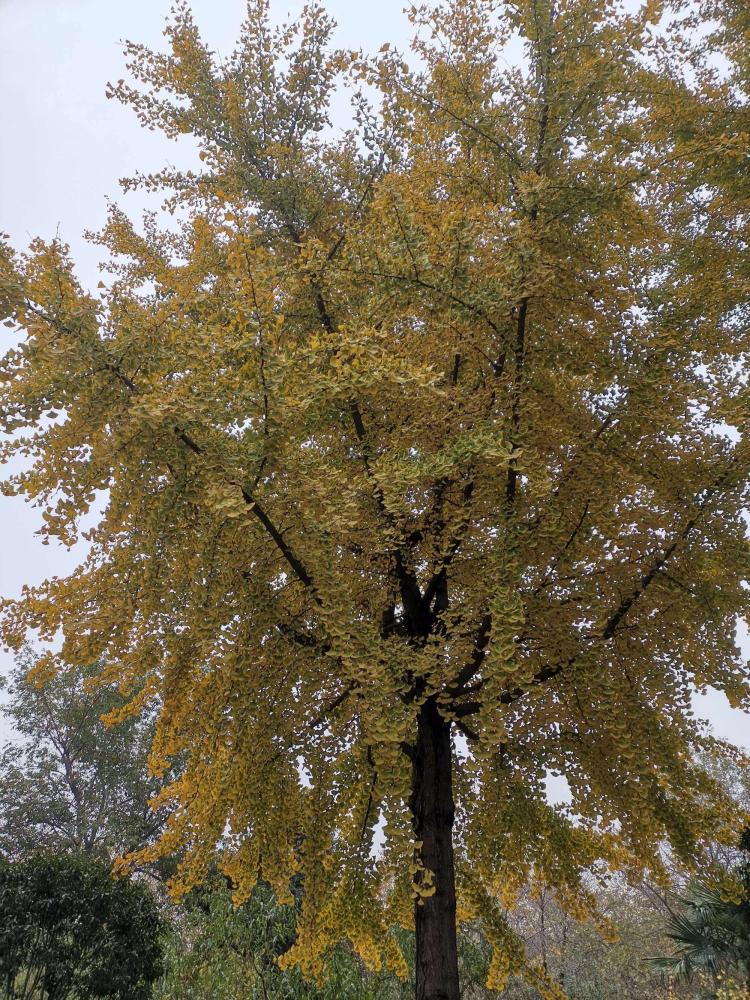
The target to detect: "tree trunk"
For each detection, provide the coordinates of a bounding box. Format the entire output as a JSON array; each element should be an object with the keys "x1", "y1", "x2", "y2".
[{"x1": 410, "y1": 697, "x2": 461, "y2": 1000}]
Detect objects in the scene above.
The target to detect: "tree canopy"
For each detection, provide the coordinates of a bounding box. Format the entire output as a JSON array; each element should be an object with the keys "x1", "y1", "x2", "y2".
[
  {"x1": 1, "y1": 0, "x2": 749, "y2": 996},
  {"x1": 0, "y1": 648, "x2": 165, "y2": 862}
]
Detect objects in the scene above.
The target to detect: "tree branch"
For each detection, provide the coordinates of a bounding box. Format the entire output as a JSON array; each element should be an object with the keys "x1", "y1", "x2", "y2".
[{"x1": 449, "y1": 613, "x2": 492, "y2": 695}]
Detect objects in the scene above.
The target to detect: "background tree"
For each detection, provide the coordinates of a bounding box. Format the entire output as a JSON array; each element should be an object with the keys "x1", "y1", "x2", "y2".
[
  {"x1": 0, "y1": 851, "x2": 163, "y2": 1000},
  {"x1": 650, "y1": 881, "x2": 750, "y2": 990},
  {"x1": 497, "y1": 884, "x2": 672, "y2": 1000},
  {"x1": 1, "y1": 1, "x2": 749, "y2": 999},
  {"x1": 649, "y1": 831, "x2": 750, "y2": 993},
  {"x1": 0, "y1": 647, "x2": 166, "y2": 865}
]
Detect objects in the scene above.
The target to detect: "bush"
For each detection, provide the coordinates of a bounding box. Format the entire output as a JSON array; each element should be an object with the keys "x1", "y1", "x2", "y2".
[{"x1": 0, "y1": 852, "x2": 163, "y2": 1000}]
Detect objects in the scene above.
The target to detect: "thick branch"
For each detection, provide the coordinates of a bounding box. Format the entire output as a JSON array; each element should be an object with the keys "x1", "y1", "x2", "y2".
[
  {"x1": 506, "y1": 296, "x2": 528, "y2": 506},
  {"x1": 453, "y1": 657, "x2": 572, "y2": 717},
  {"x1": 449, "y1": 613, "x2": 492, "y2": 694},
  {"x1": 422, "y1": 479, "x2": 476, "y2": 618},
  {"x1": 307, "y1": 278, "x2": 426, "y2": 629},
  {"x1": 308, "y1": 682, "x2": 356, "y2": 730}
]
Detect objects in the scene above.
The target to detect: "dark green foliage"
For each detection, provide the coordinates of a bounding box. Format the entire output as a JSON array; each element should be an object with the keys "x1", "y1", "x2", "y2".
[
  {"x1": 649, "y1": 882, "x2": 750, "y2": 984},
  {"x1": 650, "y1": 831, "x2": 750, "y2": 987},
  {"x1": 0, "y1": 852, "x2": 163, "y2": 1000},
  {"x1": 156, "y1": 878, "x2": 410, "y2": 1000}
]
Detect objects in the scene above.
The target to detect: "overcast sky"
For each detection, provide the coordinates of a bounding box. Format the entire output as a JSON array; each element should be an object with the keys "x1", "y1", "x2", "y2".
[{"x1": 0, "y1": 0, "x2": 748, "y2": 752}]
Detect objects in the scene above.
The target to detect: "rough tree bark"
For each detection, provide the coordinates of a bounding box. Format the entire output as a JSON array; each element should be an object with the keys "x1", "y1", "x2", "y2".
[{"x1": 411, "y1": 696, "x2": 461, "y2": 1000}]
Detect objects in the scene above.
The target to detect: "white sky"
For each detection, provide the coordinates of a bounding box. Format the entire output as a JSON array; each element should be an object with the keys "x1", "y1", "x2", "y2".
[{"x1": 0, "y1": 0, "x2": 748, "y2": 753}]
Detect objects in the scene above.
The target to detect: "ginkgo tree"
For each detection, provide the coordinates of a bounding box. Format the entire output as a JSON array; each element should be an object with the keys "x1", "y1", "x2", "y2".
[{"x1": 1, "y1": 1, "x2": 749, "y2": 998}]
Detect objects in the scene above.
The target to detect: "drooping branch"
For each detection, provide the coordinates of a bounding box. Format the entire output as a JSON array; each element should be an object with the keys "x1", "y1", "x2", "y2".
[
  {"x1": 347, "y1": 266, "x2": 504, "y2": 340},
  {"x1": 450, "y1": 456, "x2": 744, "y2": 720},
  {"x1": 397, "y1": 75, "x2": 522, "y2": 171},
  {"x1": 176, "y1": 422, "x2": 318, "y2": 596},
  {"x1": 602, "y1": 515, "x2": 701, "y2": 638},
  {"x1": 25, "y1": 301, "x2": 321, "y2": 600}
]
